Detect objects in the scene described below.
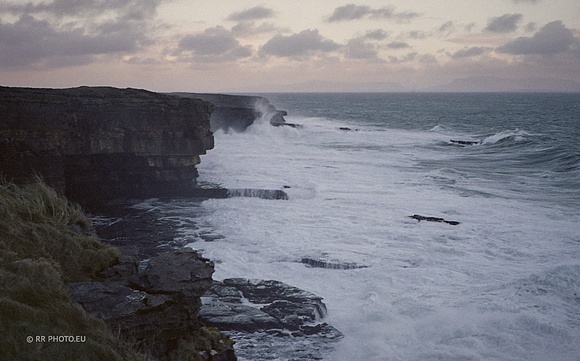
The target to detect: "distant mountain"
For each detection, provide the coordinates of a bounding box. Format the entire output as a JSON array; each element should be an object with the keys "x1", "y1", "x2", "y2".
[
  {"x1": 429, "y1": 76, "x2": 580, "y2": 92},
  {"x1": 231, "y1": 80, "x2": 406, "y2": 93}
]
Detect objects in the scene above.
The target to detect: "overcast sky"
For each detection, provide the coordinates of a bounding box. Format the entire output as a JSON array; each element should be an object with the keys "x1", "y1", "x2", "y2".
[{"x1": 1, "y1": 0, "x2": 579, "y2": 92}]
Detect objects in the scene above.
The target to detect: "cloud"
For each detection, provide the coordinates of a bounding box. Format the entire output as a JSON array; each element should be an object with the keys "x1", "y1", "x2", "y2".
[
  {"x1": 485, "y1": 14, "x2": 523, "y2": 33},
  {"x1": 346, "y1": 38, "x2": 377, "y2": 59},
  {"x1": 452, "y1": 46, "x2": 491, "y2": 58},
  {"x1": 260, "y1": 29, "x2": 341, "y2": 58},
  {"x1": 344, "y1": 30, "x2": 389, "y2": 59},
  {"x1": 524, "y1": 22, "x2": 537, "y2": 32},
  {"x1": 418, "y1": 54, "x2": 438, "y2": 63},
  {"x1": 364, "y1": 29, "x2": 389, "y2": 40},
  {"x1": 497, "y1": 20, "x2": 579, "y2": 55},
  {"x1": 173, "y1": 26, "x2": 252, "y2": 62},
  {"x1": 177, "y1": 27, "x2": 238, "y2": 55},
  {"x1": 227, "y1": 7, "x2": 281, "y2": 38},
  {"x1": 227, "y1": 6, "x2": 274, "y2": 22},
  {"x1": 402, "y1": 31, "x2": 428, "y2": 40},
  {"x1": 327, "y1": 4, "x2": 419, "y2": 23},
  {"x1": 231, "y1": 21, "x2": 280, "y2": 37},
  {"x1": 387, "y1": 42, "x2": 410, "y2": 49},
  {"x1": 464, "y1": 23, "x2": 476, "y2": 32},
  {"x1": 328, "y1": 4, "x2": 370, "y2": 21},
  {"x1": 0, "y1": 0, "x2": 160, "y2": 19},
  {"x1": 439, "y1": 21, "x2": 454, "y2": 33},
  {"x1": 388, "y1": 52, "x2": 417, "y2": 63},
  {"x1": 0, "y1": 14, "x2": 149, "y2": 68},
  {"x1": 0, "y1": 0, "x2": 161, "y2": 68}
]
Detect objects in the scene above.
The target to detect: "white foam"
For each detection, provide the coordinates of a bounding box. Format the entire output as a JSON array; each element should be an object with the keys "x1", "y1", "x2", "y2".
[
  {"x1": 193, "y1": 118, "x2": 580, "y2": 360},
  {"x1": 482, "y1": 128, "x2": 531, "y2": 145}
]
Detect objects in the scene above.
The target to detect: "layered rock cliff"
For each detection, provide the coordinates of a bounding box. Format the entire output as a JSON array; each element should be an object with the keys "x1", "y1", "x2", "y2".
[
  {"x1": 0, "y1": 86, "x2": 214, "y2": 207},
  {"x1": 172, "y1": 93, "x2": 288, "y2": 132}
]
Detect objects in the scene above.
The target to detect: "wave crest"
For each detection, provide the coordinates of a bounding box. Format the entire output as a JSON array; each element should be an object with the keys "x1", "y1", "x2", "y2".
[{"x1": 482, "y1": 129, "x2": 530, "y2": 145}]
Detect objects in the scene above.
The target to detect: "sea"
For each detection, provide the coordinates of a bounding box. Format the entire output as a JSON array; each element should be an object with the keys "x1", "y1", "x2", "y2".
[{"x1": 148, "y1": 93, "x2": 579, "y2": 360}]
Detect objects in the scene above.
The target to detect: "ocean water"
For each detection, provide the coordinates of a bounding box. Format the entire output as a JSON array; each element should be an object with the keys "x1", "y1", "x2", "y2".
[{"x1": 181, "y1": 93, "x2": 578, "y2": 360}]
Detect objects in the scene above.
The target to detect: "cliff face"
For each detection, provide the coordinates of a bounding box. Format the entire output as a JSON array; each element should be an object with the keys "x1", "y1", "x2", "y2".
[
  {"x1": 0, "y1": 86, "x2": 214, "y2": 206},
  {"x1": 172, "y1": 93, "x2": 287, "y2": 132}
]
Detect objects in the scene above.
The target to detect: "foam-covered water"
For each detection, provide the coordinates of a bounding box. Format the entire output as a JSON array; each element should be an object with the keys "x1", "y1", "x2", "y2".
[{"x1": 182, "y1": 93, "x2": 579, "y2": 360}]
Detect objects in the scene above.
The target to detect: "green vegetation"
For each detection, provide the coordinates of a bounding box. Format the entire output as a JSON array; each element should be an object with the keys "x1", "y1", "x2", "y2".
[
  {"x1": 0, "y1": 179, "x2": 234, "y2": 360},
  {"x1": 0, "y1": 179, "x2": 144, "y2": 361},
  {"x1": 0, "y1": 178, "x2": 119, "y2": 282}
]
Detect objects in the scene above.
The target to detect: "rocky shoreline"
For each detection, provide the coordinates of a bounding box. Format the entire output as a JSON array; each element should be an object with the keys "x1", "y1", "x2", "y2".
[
  {"x1": 0, "y1": 86, "x2": 340, "y2": 360},
  {"x1": 89, "y1": 199, "x2": 343, "y2": 360},
  {"x1": 0, "y1": 86, "x2": 292, "y2": 207}
]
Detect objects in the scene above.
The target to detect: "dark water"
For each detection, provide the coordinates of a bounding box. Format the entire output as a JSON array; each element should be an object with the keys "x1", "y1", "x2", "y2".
[{"x1": 262, "y1": 93, "x2": 580, "y2": 208}]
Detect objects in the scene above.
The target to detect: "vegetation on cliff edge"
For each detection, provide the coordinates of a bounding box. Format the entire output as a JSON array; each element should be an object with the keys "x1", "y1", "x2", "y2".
[{"x1": 0, "y1": 179, "x2": 144, "y2": 361}]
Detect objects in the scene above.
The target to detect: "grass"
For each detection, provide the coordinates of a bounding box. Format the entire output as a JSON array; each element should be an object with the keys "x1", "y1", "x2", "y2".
[
  {"x1": 0, "y1": 178, "x2": 235, "y2": 361},
  {"x1": 0, "y1": 177, "x2": 119, "y2": 282},
  {"x1": 0, "y1": 179, "x2": 144, "y2": 361}
]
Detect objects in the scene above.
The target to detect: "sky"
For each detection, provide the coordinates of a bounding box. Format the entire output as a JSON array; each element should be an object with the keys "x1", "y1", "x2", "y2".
[{"x1": 0, "y1": 0, "x2": 579, "y2": 92}]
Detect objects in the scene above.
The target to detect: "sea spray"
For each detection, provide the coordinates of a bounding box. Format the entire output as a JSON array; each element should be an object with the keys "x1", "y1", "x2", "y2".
[{"x1": 195, "y1": 93, "x2": 580, "y2": 361}]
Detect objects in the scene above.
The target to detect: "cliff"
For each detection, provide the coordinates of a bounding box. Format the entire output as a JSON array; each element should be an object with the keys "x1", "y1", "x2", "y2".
[
  {"x1": 171, "y1": 93, "x2": 288, "y2": 132},
  {"x1": 0, "y1": 86, "x2": 214, "y2": 207},
  {"x1": 0, "y1": 86, "x2": 338, "y2": 360}
]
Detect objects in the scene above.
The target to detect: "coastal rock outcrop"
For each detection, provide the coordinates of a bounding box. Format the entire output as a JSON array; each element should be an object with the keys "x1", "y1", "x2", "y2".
[
  {"x1": 450, "y1": 139, "x2": 480, "y2": 146},
  {"x1": 409, "y1": 214, "x2": 460, "y2": 226},
  {"x1": 90, "y1": 200, "x2": 342, "y2": 360},
  {"x1": 200, "y1": 279, "x2": 343, "y2": 360},
  {"x1": 172, "y1": 93, "x2": 288, "y2": 132},
  {"x1": 70, "y1": 248, "x2": 236, "y2": 360},
  {"x1": 300, "y1": 257, "x2": 368, "y2": 270},
  {"x1": 0, "y1": 86, "x2": 214, "y2": 206}
]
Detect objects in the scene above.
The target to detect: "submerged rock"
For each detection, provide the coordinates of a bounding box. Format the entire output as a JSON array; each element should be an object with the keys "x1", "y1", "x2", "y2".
[
  {"x1": 227, "y1": 188, "x2": 289, "y2": 200},
  {"x1": 409, "y1": 214, "x2": 460, "y2": 226},
  {"x1": 300, "y1": 257, "x2": 368, "y2": 270},
  {"x1": 272, "y1": 122, "x2": 303, "y2": 129},
  {"x1": 450, "y1": 139, "x2": 480, "y2": 146}
]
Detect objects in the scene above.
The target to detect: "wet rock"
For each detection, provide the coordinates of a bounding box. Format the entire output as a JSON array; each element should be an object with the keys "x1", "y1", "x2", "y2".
[
  {"x1": 409, "y1": 214, "x2": 460, "y2": 226},
  {"x1": 200, "y1": 279, "x2": 342, "y2": 360},
  {"x1": 201, "y1": 234, "x2": 226, "y2": 242},
  {"x1": 227, "y1": 188, "x2": 289, "y2": 200},
  {"x1": 300, "y1": 257, "x2": 368, "y2": 270},
  {"x1": 70, "y1": 249, "x2": 236, "y2": 360},
  {"x1": 129, "y1": 248, "x2": 214, "y2": 296},
  {"x1": 200, "y1": 300, "x2": 281, "y2": 332},
  {"x1": 450, "y1": 139, "x2": 480, "y2": 146},
  {"x1": 93, "y1": 206, "x2": 192, "y2": 258},
  {"x1": 200, "y1": 279, "x2": 342, "y2": 344},
  {"x1": 272, "y1": 122, "x2": 303, "y2": 129}
]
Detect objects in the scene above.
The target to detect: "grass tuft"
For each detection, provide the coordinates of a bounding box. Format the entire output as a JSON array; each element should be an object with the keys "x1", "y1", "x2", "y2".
[
  {"x1": 0, "y1": 179, "x2": 144, "y2": 361},
  {"x1": 0, "y1": 177, "x2": 118, "y2": 282},
  {"x1": 0, "y1": 178, "x2": 233, "y2": 361}
]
